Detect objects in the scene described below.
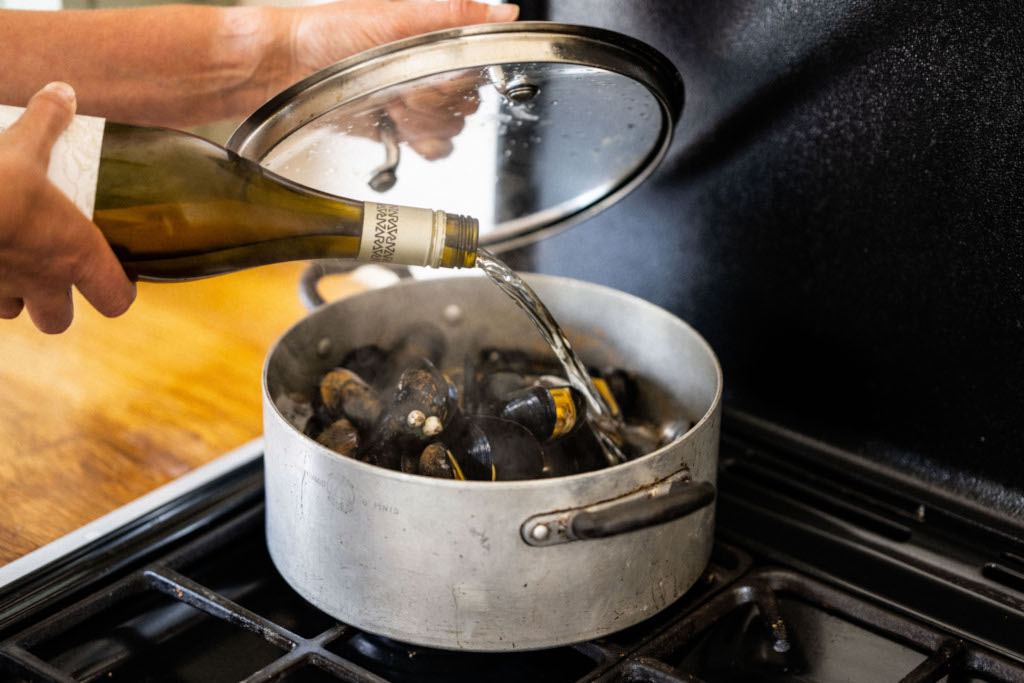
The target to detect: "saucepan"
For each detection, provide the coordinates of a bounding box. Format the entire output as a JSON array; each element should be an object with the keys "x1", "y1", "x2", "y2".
[{"x1": 261, "y1": 271, "x2": 722, "y2": 651}]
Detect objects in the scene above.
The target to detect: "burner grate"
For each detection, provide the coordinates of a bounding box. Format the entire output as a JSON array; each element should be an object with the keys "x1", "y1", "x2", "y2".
[
  {"x1": 3, "y1": 443, "x2": 1022, "y2": 683},
  {"x1": 591, "y1": 569, "x2": 1024, "y2": 683},
  {"x1": 0, "y1": 505, "x2": 747, "y2": 683}
]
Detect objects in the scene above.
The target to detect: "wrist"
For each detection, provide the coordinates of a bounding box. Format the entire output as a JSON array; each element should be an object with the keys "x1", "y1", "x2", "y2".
[{"x1": 212, "y1": 6, "x2": 294, "y2": 120}]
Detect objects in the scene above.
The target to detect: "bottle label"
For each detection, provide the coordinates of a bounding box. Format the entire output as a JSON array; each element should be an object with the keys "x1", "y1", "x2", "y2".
[
  {"x1": 358, "y1": 202, "x2": 439, "y2": 267},
  {"x1": 0, "y1": 104, "x2": 104, "y2": 218}
]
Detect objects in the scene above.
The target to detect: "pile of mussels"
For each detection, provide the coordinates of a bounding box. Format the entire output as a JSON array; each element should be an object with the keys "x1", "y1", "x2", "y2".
[{"x1": 276, "y1": 323, "x2": 691, "y2": 481}]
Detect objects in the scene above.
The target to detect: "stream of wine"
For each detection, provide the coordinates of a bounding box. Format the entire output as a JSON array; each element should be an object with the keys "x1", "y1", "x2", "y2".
[{"x1": 475, "y1": 249, "x2": 628, "y2": 466}]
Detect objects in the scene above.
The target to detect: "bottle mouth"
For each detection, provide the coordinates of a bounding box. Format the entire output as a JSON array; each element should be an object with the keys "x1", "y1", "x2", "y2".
[{"x1": 442, "y1": 212, "x2": 479, "y2": 268}]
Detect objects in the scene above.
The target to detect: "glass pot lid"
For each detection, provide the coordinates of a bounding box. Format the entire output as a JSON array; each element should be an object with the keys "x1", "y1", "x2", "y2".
[{"x1": 227, "y1": 22, "x2": 683, "y2": 252}]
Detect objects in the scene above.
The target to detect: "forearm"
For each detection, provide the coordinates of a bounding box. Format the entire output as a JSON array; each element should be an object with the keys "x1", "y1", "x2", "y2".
[{"x1": 0, "y1": 5, "x2": 288, "y2": 128}]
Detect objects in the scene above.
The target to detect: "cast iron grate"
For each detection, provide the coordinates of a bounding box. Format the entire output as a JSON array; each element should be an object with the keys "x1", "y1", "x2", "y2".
[
  {"x1": 3, "y1": 434, "x2": 1023, "y2": 682},
  {"x1": 0, "y1": 503, "x2": 750, "y2": 683},
  {"x1": 593, "y1": 568, "x2": 1024, "y2": 682}
]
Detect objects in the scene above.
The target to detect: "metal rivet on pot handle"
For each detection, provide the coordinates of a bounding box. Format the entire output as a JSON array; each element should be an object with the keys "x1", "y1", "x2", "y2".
[{"x1": 520, "y1": 468, "x2": 716, "y2": 547}]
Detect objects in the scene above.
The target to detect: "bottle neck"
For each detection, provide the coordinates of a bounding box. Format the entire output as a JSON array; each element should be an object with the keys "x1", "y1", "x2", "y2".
[{"x1": 358, "y1": 202, "x2": 477, "y2": 269}]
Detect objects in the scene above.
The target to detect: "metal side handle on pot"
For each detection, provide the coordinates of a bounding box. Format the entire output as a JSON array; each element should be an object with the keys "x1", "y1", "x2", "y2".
[
  {"x1": 521, "y1": 468, "x2": 716, "y2": 547},
  {"x1": 299, "y1": 259, "x2": 410, "y2": 310}
]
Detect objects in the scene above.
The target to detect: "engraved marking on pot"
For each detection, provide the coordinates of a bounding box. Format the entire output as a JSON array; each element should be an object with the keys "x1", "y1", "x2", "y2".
[
  {"x1": 299, "y1": 468, "x2": 308, "y2": 517},
  {"x1": 361, "y1": 497, "x2": 399, "y2": 516},
  {"x1": 469, "y1": 527, "x2": 491, "y2": 551},
  {"x1": 371, "y1": 203, "x2": 399, "y2": 263},
  {"x1": 327, "y1": 474, "x2": 356, "y2": 513}
]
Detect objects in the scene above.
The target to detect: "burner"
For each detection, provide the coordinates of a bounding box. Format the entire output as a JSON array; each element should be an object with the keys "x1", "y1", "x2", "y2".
[
  {"x1": 690, "y1": 603, "x2": 806, "y2": 680},
  {"x1": 330, "y1": 632, "x2": 597, "y2": 683},
  {"x1": 618, "y1": 569, "x2": 1024, "y2": 683}
]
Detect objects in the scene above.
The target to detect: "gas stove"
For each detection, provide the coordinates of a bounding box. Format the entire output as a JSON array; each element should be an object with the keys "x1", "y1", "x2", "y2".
[{"x1": 2, "y1": 411, "x2": 1022, "y2": 682}]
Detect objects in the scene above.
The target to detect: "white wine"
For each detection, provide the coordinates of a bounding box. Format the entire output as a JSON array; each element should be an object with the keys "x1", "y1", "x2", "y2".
[{"x1": 0, "y1": 107, "x2": 478, "y2": 281}]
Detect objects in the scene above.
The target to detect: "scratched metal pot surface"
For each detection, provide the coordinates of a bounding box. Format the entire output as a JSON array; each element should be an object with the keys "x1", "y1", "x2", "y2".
[{"x1": 262, "y1": 274, "x2": 721, "y2": 651}]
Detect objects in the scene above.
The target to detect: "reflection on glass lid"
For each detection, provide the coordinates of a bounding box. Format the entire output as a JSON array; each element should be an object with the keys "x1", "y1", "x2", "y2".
[{"x1": 263, "y1": 63, "x2": 664, "y2": 248}]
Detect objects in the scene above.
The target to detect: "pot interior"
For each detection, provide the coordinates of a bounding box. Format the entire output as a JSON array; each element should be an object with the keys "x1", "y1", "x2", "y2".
[{"x1": 265, "y1": 273, "x2": 721, "y2": 468}]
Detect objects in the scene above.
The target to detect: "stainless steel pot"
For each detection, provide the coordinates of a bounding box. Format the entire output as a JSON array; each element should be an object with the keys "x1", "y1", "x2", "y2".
[{"x1": 262, "y1": 273, "x2": 722, "y2": 651}]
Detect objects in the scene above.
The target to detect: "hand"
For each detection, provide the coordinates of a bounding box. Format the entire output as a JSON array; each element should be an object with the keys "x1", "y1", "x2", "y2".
[
  {"x1": 338, "y1": 70, "x2": 484, "y2": 164},
  {"x1": 0, "y1": 83, "x2": 135, "y2": 334},
  {"x1": 281, "y1": 1, "x2": 519, "y2": 85}
]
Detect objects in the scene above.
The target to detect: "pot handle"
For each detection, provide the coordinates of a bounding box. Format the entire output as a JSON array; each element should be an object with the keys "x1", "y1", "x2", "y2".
[
  {"x1": 299, "y1": 260, "x2": 410, "y2": 311},
  {"x1": 520, "y1": 468, "x2": 715, "y2": 547}
]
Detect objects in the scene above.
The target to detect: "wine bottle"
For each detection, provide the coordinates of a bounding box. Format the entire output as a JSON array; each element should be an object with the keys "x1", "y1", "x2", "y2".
[{"x1": 0, "y1": 106, "x2": 478, "y2": 281}]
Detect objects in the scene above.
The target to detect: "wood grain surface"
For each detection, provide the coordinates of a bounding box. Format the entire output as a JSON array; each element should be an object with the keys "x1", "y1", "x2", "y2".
[{"x1": 0, "y1": 262, "x2": 364, "y2": 566}]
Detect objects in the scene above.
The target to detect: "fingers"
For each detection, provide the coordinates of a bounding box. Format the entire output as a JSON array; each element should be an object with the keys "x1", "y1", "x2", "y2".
[
  {"x1": 0, "y1": 298, "x2": 25, "y2": 320},
  {"x1": 45, "y1": 186, "x2": 137, "y2": 320},
  {"x1": 2, "y1": 82, "x2": 77, "y2": 167},
  {"x1": 23, "y1": 288, "x2": 74, "y2": 335},
  {"x1": 438, "y1": 0, "x2": 519, "y2": 24},
  {"x1": 71, "y1": 223, "x2": 137, "y2": 320}
]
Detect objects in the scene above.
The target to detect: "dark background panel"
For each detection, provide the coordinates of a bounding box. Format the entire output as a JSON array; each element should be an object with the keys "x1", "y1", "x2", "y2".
[{"x1": 507, "y1": 1, "x2": 1024, "y2": 505}]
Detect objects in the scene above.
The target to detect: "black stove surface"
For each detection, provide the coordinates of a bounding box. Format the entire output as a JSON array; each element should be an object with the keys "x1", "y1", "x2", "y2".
[{"x1": 2, "y1": 418, "x2": 1023, "y2": 683}]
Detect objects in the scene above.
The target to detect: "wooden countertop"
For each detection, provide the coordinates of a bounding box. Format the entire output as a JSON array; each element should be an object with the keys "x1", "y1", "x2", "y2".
[{"x1": 0, "y1": 262, "x2": 364, "y2": 566}]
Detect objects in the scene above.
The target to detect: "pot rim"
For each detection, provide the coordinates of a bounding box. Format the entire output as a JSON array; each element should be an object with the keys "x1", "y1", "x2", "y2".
[{"x1": 262, "y1": 272, "x2": 722, "y2": 490}]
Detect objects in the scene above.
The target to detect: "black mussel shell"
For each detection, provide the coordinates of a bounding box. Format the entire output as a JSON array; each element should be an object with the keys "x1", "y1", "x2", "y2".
[
  {"x1": 444, "y1": 414, "x2": 494, "y2": 481},
  {"x1": 319, "y1": 367, "x2": 384, "y2": 432},
  {"x1": 393, "y1": 360, "x2": 459, "y2": 431},
  {"x1": 538, "y1": 440, "x2": 580, "y2": 478},
  {"x1": 591, "y1": 367, "x2": 639, "y2": 417},
  {"x1": 478, "y1": 371, "x2": 529, "y2": 414},
  {"x1": 447, "y1": 415, "x2": 544, "y2": 481},
  {"x1": 499, "y1": 385, "x2": 587, "y2": 442},
  {"x1": 443, "y1": 355, "x2": 478, "y2": 414},
  {"x1": 400, "y1": 449, "x2": 420, "y2": 474},
  {"x1": 316, "y1": 418, "x2": 360, "y2": 457},
  {"x1": 340, "y1": 345, "x2": 389, "y2": 386},
  {"x1": 358, "y1": 361, "x2": 459, "y2": 471},
  {"x1": 546, "y1": 426, "x2": 609, "y2": 475},
  {"x1": 462, "y1": 355, "x2": 478, "y2": 415}
]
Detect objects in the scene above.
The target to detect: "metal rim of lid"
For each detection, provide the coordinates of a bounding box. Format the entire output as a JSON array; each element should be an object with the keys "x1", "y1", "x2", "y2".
[{"x1": 227, "y1": 21, "x2": 684, "y2": 252}]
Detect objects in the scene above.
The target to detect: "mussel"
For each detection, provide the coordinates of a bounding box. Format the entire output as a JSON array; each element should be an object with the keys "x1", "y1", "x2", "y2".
[
  {"x1": 445, "y1": 415, "x2": 544, "y2": 481},
  {"x1": 360, "y1": 360, "x2": 459, "y2": 470},
  {"x1": 590, "y1": 367, "x2": 639, "y2": 418},
  {"x1": 499, "y1": 385, "x2": 587, "y2": 443},
  {"x1": 540, "y1": 426, "x2": 608, "y2": 476},
  {"x1": 339, "y1": 344, "x2": 389, "y2": 387},
  {"x1": 418, "y1": 442, "x2": 466, "y2": 480},
  {"x1": 478, "y1": 371, "x2": 529, "y2": 414},
  {"x1": 315, "y1": 418, "x2": 360, "y2": 457},
  {"x1": 393, "y1": 361, "x2": 459, "y2": 432},
  {"x1": 319, "y1": 367, "x2": 384, "y2": 432}
]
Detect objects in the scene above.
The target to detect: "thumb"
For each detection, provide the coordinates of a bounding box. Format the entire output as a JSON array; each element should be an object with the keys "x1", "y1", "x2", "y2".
[{"x1": 6, "y1": 82, "x2": 77, "y2": 167}]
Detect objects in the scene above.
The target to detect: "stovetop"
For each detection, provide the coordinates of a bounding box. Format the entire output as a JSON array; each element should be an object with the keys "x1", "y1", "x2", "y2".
[{"x1": 1, "y1": 413, "x2": 1023, "y2": 682}]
